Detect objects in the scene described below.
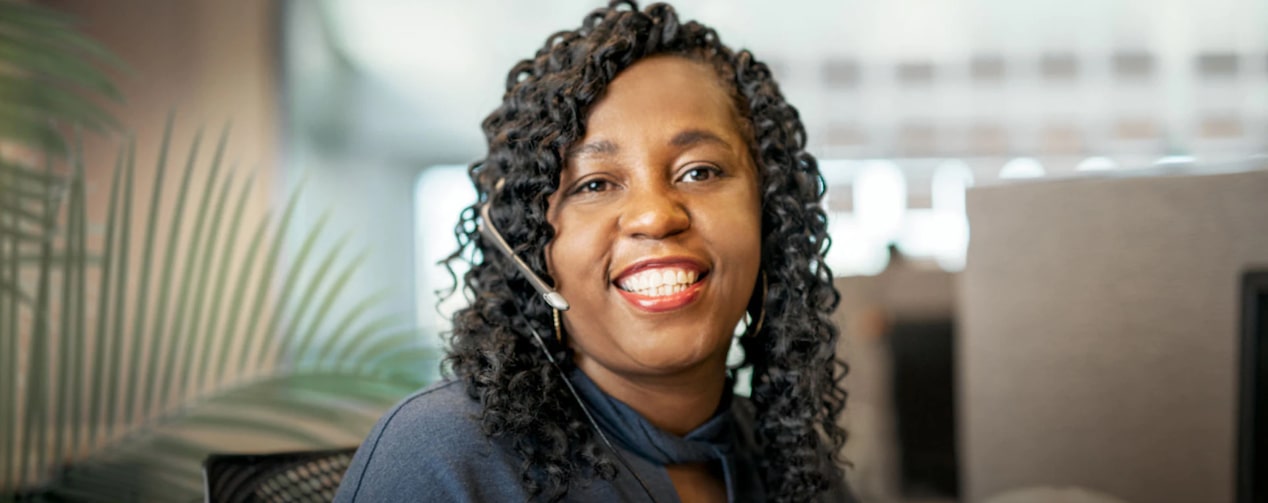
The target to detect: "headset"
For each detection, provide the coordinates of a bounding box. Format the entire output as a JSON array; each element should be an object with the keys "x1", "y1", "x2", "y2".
[
  {"x1": 477, "y1": 179, "x2": 660, "y2": 502},
  {"x1": 476, "y1": 182, "x2": 570, "y2": 312}
]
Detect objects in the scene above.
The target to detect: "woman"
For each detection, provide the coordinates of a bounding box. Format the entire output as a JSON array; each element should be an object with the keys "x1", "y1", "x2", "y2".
[{"x1": 336, "y1": 2, "x2": 850, "y2": 501}]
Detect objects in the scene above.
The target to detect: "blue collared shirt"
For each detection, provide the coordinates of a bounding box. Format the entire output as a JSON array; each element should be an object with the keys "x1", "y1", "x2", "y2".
[{"x1": 334, "y1": 368, "x2": 853, "y2": 502}]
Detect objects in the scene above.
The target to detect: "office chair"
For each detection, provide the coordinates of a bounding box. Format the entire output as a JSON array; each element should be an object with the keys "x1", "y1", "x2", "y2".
[{"x1": 202, "y1": 447, "x2": 357, "y2": 502}]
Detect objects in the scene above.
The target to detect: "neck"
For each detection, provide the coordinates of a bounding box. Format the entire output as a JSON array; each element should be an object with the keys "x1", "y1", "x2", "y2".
[{"x1": 574, "y1": 354, "x2": 730, "y2": 437}]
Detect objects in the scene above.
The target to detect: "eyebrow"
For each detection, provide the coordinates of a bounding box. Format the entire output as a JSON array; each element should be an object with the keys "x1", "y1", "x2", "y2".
[
  {"x1": 566, "y1": 139, "x2": 618, "y2": 160},
  {"x1": 669, "y1": 129, "x2": 732, "y2": 150},
  {"x1": 564, "y1": 129, "x2": 734, "y2": 161}
]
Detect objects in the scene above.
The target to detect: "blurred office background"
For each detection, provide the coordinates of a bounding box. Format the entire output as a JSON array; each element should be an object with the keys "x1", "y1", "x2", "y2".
[
  {"x1": 280, "y1": 0, "x2": 1268, "y2": 336},
  {"x1": 286, "y1": 2, "x2": 1268, "y2": 500},
  {"x1": 5, "y1": 0, "x2": 1268, "y2": 501}
]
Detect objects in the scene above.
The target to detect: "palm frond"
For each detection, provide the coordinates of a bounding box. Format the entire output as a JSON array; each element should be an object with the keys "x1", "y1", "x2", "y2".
[
  {"x1": 0, "y1": 164, "x2": 65, "y2": 244},
  {"x1": 0, "y1": 0, "x2": 123, "y2": 155},
  {"x1": 2, "y1": 122, "x2": 435, "y2": 498},
  {"x1": 1, "y1": 2, "x2": 435, "y2": 498},
  {"x1": 43, "y1": 370, "x2": 427, "y2": 502},
  {"x1": 16, "y1": 155, "x2": 59, "y2": 496}
]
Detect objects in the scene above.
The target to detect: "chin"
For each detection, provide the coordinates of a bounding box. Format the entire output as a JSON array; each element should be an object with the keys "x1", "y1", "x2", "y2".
[{"x1": 620, "y1": 333, "x2": 730, "y2": 374}]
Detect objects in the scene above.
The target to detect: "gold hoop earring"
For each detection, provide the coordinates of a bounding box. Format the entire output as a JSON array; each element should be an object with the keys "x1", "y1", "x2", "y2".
[
  {"x1": 755, "y1": 269, "x2": 765, "y2": 331},
  {"x1": 553, "y1": 308, "x2": 563, "y2": 344},
  {"x1": 753, "y1": 270, "x2": 767, "y2": 334}
]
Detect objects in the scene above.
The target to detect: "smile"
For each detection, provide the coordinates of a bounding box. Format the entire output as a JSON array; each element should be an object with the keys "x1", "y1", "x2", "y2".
[
  {"x1": 612, "y1": 259, "x2": 709, "y2": 313},
  {"x1": 616, "y1": 267, "x2": 700, "y2": 296}
]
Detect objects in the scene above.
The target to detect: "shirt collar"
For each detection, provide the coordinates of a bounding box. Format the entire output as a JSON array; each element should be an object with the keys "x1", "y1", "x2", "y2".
[{"x1": 566, "y1": 367, "x2": 736, "y2": 465}]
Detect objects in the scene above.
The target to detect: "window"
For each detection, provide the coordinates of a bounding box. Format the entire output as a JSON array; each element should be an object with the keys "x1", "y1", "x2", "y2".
[{"x1": 414, "y1": 166, "x2": 477, "y2": 343}]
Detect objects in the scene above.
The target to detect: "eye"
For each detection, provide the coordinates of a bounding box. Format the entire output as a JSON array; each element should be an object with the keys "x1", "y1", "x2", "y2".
[
  {"x1": 574, "y1": 178, "x2": 612, "y2": 194},
  {"x1": 679, "y1": 165, "x2": 721, "y2": 183}
]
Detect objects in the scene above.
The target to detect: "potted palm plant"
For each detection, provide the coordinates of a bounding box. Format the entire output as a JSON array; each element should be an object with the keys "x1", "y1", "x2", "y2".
[{"x1": 0, "y1": 1, "x2": 432, "y2": 500}]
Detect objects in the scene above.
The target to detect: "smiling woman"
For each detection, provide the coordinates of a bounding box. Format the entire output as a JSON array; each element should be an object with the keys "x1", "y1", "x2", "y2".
[
  {"x1": 335, "y1": 2, "x2": 852, "y2": 502},
  {"x1": 547, "y1": 57, "x2": 763, "y2": 415}
]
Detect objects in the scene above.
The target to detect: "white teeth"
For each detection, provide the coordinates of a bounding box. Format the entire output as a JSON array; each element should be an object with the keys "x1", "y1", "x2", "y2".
[{"x1": 617, "y1": 267, "x2": 702, "y2": 297}]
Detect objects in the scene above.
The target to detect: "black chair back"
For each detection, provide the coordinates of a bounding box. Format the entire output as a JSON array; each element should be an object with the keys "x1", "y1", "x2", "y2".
[{"x1": 202, "y1": 447, "x2": 357, "y2": 503}]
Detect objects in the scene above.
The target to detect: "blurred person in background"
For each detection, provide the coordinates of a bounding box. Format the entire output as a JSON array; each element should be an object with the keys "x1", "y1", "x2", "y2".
[{"x1": 335, "y1": 1, "x2": 853, "y2": 501}]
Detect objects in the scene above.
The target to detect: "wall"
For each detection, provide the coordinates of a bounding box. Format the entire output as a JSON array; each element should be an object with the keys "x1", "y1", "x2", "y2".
[
  {"x1": 959, "y1": 166, "x2": 1268, "y2": 502},
  {"x1": 42, "y1": 0, "x2": 280, "y2": 187},
  {"x1": 34, "y1": 0, "x2": 293, "y2": 443}
]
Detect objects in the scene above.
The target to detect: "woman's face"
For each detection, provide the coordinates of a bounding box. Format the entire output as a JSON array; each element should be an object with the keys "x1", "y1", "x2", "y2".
[{"x1": 546, "y1": 55, "x2": 762, "y2": 379}]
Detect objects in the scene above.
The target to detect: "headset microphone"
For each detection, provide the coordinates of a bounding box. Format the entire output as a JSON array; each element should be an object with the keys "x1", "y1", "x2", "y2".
[
  {"x1": 477, "y1": 184, "x2": 570, "y2": 311},
  {"x1": 476, "y1": 179, "x2": 659, "y2": 502}
]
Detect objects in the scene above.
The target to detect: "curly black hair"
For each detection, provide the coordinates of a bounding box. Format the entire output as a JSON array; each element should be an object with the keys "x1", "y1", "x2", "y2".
[{"x1": 443, "y1": 1, "x2": 847, "y2": 501}]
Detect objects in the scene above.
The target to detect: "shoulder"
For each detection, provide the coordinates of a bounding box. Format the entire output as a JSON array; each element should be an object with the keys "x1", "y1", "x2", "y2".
[
  {"x1": 363, "y1": 380, "x2": 488, "y2": 450},
  {"x1": 334, "y1": 380, "x2": 529, "y2": 502}
]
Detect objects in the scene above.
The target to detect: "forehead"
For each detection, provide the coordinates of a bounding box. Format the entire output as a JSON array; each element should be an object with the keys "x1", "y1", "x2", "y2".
[{"x1": 581, "y1": 56, "x2": 743, "y2": 146}]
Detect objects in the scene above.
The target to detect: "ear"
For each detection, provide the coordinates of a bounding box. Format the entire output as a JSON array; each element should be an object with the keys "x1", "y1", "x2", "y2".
[
  {"x1": 543, "y1": 202, "x2": 558, "y2": 283},
  {"x1": 544, "y1": 239, "x2": 556, "y2": 283}
]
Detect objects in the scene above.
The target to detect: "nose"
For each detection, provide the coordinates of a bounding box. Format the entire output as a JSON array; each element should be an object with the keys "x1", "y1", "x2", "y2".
[{"x1": 619, "y1": 183, "x2": 690, "y2": 240}]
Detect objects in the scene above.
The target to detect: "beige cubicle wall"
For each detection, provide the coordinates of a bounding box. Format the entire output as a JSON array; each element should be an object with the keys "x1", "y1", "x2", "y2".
[
  {"x1": 836, "y1": 265, "x2": 958, "y2": 502},
  {"x1": 959, "y1": 166, "x2": 1268, "y2": 503}
]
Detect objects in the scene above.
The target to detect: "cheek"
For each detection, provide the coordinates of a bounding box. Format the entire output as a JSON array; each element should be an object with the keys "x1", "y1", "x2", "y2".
[
  {"x1": 720, "y1": 189, "x2": 763, "y2": 259},
  {"x1": 546, "y1": 215, "x2": 607, "y2": 292}
]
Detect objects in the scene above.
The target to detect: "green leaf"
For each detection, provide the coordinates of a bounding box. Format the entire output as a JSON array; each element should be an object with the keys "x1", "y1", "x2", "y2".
[
  {"x1": 0, "y1": 74, "x2": 119, "y2": 132},
  {"x1": 209, "y1": 206, "x2": 272, "y2": 386},
  {"x1": 0, "y1": 107, "x2": 67, "y2": 154},
  {"x1": 344, "y1": 328, "x2": 426, "y2": 369},
  {"x1": 275, "y1": 231, "x2": 351, "y2": 363},
  {"x1": 19, "y1": 152, "x2": 60, "y2": 491},
  {"x1": 0, "y1": 196, "x2": 50, "y2": 225},
  {"x1": 1, "y1": 173, "x2": 22, "y2": 491},
  {"x1": 181, "y1": 169, "x2": 237, "y2": 398},
  {"x1": 290, "y1": 247, "x2": 369, "y2": 364},
  {"x1": 85, "y1": 145, "x2": 127, "y2": 451},
  {"x1": 322, "y1": 312, "x2": 412, "y2": 365},
  {"x1": 0, "y1": 30, "x2": 122, "y2": 102},
  {"x1": 50, "y1": 132, "x2": 84, "y2": 482},
  {"x1": 166, "y1": 125, "x2": 230, "y2": 404},
  {"x1": 310, "y1": 289, "x2": 394, "y2": 365},
  {"x1": 237, "y1": 182, "x2": 303, "y2": 374},
  {"x1": 67, "y1": 130, "x2": 88, "y2": 461},
  {"x1": 140, "y1": 124, "x2": 204, "y2": 418},
  {"x1": 0, "y1": 158, "x2": 64, "y2": 186},
  {"x1": 0, "y1": 221, "x2": 55, "y2": 243},
  {"x1": 121, "y1": 114, "x2": 172, "y2": 429},
  {"x1": 0, "y1": 0, "x2": 123, "y2": 163},
  {"x1": 191, "y1": 172, "x2": 256, "y2": 392},
  {"x1": 0, "y1": 1, "x2": 128, "y2": 74},
  {"x1": 256, "y1": 208, "x2": 331, "y2": 367},
  {"x1": 102, "y1": 138, "x2": 136, "y2": 442},
  {"x1": 0, "y1": 180, "x2": 62, "y2": 205},
  {"x1": 5, "y1": 253, "x2": 102, "y2": 266},
  {"x1": 0, "y1": 277, "x2": 35, "y2": 305}
]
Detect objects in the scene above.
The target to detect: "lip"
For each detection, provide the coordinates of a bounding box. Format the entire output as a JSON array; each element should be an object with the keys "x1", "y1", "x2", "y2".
[
  {"x1": 616, "y1": 279, "x2": 706, "y2": 313},
  {"x1": 611, "y1": 256, "x2": 710, "y2": 313}
]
